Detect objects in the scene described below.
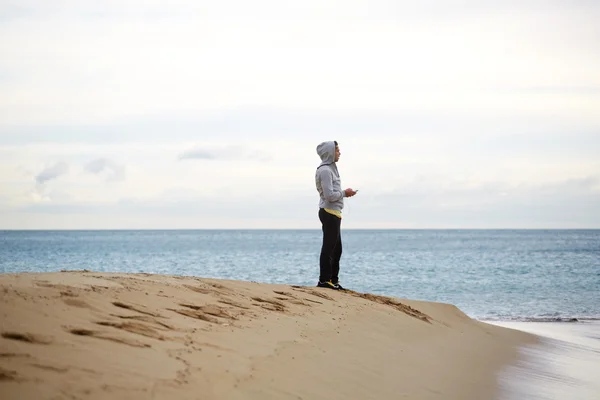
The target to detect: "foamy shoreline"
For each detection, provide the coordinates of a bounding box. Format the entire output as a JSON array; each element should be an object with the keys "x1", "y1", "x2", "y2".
[
  {"x1": 491, "y1": 321, "x2": 600, "y2": 400},
  {"x1": 1, "y1": 271, "x2": 537, "y2": 399}
]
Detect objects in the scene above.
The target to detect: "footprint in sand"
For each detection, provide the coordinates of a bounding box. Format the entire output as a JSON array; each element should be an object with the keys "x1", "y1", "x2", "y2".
[
  {"x1": 108, "y1": 314, "x2": 175, "y2": 330},
  {"x1": 95, "y1": 321, "x2": 166, "y2": 340},
  {"x1": 1, "y1": 332, "x2": 52, "y2": 345},
  {"x1": 168, "y1": 304, "x2": 235, "y2": 324},
  {"x1": 66, "y1": 327, "x2": 151, "y2": 348},
  {"x1": 0, "y1": 367, "x2": 21, "y2": 382},
  {"x1": 273, "y1": 290, "x2": 294, "y2": 297},
  {"x1": 183, "y1": 285, "x2": 214, "y2": 295},
  {"x1": 218, "y1": 299, "x2": 250, "y2": 310},
  {"x1": 290, "y1": 286, "x2": 335, "y2": 301},
  {"x1": 185, "y1": 281, "x2": 234, "y2": 298},
  {"x1": 251, "y1": 297, "x2": 287, "y2": 312},
  {"x1": 112, "y1": 301, "x2": 163, "y2": 317},
  {"x1": 272, "y1": 291, "x2": 312, "y2": 307},
  {"x1": 63, "y1": 298, "x2": 96, "y2": 310},
  {"x1": 30, "y1": 364, "x2": 69, "y2": 373},
  {"x1": 349, "y1": 292, "x2": 431, "y2": 323},
  {"x1": 0, "y1": 353, "x2": 31, "y2": 359}
]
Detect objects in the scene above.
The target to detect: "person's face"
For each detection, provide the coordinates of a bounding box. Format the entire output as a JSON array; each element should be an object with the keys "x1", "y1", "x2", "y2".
[{"x1": 334, "y1": 145, "x2": 340, "y2": 162}]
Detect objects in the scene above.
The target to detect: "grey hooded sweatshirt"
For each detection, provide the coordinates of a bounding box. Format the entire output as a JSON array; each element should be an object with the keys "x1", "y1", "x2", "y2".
[{"x1": 315, "y1": 141, "x2": 345, "y2": 211}]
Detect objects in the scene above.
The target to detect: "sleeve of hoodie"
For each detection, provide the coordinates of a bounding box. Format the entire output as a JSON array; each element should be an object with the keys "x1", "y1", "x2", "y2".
[{"x1": 317, "y1": 168, "x2": 344, "y2": 202}]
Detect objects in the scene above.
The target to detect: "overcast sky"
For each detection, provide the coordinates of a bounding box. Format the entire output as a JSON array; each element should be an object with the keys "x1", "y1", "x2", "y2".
[{"x1": 1, "y1": 0, "x2": 599, "y2": 229}]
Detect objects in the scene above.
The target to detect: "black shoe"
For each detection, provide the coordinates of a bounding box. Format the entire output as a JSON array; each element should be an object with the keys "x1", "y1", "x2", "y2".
[
  {"x1": 332, "y1": 282, "x2": 347, "y2": 291},
  {"x1": 317, "y1": 281, "x2": 339, "y2": 290}
]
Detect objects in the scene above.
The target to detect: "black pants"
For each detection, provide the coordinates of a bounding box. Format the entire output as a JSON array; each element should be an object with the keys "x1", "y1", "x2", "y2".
[{"x1": 318, "y1": 208, "x2": 342, "y2": 283}]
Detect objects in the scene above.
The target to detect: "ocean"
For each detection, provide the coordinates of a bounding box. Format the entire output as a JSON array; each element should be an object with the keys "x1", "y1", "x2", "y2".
[
  {"x1": 1, "y1": 229, "x2": 598, "y2": 322},
  {"x1": 2, "y1": 229, "x2": 599, "y2": 399}
]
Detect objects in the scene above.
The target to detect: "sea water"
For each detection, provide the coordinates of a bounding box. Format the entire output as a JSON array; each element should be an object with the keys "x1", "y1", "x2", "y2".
[
  {"x1": 1, "y1": 229, "x2": 599, "y2": 398},
  {"x1": 2, "y1": 229, "x2": 597, "y2": 322}
]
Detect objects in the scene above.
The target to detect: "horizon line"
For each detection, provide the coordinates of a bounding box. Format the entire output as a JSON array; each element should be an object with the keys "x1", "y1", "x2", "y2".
[{"x1": 2, "y1": 228, "x2": 599, "y2": 231}]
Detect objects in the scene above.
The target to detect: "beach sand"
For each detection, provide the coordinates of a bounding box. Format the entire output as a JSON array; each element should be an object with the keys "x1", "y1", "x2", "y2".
[{"x1": 0, "y1": 271, "x2": 536, "y2": 400}]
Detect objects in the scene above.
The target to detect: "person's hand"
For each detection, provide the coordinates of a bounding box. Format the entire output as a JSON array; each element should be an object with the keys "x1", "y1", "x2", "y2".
[{"x1": 344, "y1": 188, "x2": 358, "y2": 197}]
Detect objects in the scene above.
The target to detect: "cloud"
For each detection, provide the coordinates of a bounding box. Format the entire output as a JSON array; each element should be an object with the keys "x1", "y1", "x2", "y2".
[
  {"x1": 178, "y1": 149, "x2": 214, "y2": 160},
  {"x1": 35, "y1": 161, "x2": 68, "y2": 184},
  {"x1": 354, "y1": 175, "x2": 600, "y2": 228},
  {"x1": 1, "y1": 0, "x2": 598, "y2": 126},
  {"x1": 178, "y1": 145, "x2": 270, "y2": 162},
  {"x1": 0, "y1": 1, "x2": 598, "y2": 229},
  {"x1": 2, "y1": 106, "x2": 598, "y2": 150},
  {"x1": 10, "y1": 175, "x2": 600, "y2": 229},
  {"x1": 84, "y1": 158, "x2": 125, "y2": 181}
]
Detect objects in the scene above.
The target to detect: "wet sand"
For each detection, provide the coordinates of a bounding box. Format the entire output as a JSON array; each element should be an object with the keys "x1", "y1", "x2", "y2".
[{"x1": 491, "y1": 321, "x2": 600, "y2": 399}]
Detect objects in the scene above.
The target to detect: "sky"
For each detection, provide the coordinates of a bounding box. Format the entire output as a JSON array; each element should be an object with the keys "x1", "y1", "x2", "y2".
[{"x1": 0, "y1": 0, "x2": 599, "y2": 229}]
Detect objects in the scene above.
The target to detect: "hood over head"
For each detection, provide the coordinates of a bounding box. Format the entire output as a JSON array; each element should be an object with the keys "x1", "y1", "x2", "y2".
[{"x1": 316, "y1": 141, "x2": 337, "y2": 167}]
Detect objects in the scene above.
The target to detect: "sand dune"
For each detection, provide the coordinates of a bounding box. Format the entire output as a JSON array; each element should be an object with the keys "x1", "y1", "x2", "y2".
[{"x1": 0, "y1": 271, "x2": 535, "y2": 399}]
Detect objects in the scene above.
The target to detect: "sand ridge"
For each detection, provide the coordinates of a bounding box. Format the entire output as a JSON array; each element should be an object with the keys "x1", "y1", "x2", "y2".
[{"x1": 0, "y1": 271, "x2": 535, "y2": 399}]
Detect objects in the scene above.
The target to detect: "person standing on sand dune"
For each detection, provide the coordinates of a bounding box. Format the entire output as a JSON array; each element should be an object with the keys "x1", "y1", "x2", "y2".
[{"x1": 315, "y1": 141, "x2": 357, "y2": 290}]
